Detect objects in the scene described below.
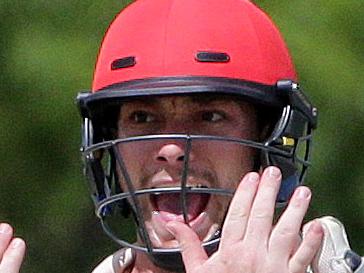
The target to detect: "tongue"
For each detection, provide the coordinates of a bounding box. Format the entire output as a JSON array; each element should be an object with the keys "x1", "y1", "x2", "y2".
[{"x1": 154, "y1": 193, "x2": 209, "y2": 220}]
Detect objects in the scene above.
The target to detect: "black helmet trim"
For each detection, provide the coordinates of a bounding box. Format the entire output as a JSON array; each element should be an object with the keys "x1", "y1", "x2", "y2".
[{"x1": 77, "y1": 76, "x2": 290, "y2": 119}]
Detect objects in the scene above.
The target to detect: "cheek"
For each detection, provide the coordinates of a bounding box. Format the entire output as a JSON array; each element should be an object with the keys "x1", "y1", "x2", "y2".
[
  {"x1": 116, "y1": 142, "x2": 153, "y2": 189},
  {"x1": 199, "y1": 142, "x2": 256, "y2": 189}
]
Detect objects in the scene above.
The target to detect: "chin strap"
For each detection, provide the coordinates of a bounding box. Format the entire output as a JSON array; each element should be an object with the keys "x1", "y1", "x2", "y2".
[{"x1": 306, "y1": 216, "x2": 363, "y2": 273}]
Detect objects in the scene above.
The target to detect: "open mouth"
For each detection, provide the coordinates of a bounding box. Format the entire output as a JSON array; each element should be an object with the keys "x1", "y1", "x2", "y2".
[{"x1": 150, "y1": 188, "x2": 210, "y2": 222}]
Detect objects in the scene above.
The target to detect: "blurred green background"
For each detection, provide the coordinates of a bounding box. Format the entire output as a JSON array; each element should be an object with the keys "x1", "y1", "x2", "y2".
[{"x1": 0, "y1": 1, "x2": 363, "y2": 272}]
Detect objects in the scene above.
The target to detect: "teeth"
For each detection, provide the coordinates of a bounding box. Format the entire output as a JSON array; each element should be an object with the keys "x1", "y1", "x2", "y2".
[
  {"x1": 186, "y1": 184, "x2": 208, "y2": 188},
  {"x1": 151, "y1": 184, "x2": 209, "y2": 189}
]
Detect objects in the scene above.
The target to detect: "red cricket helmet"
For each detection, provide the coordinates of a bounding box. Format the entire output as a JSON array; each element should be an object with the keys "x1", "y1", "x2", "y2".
[
  {"x1": 92, "y1": 0, "x2": 296, "y2": 91},
  {"x1": 77, "y1": 0, "x2": 317, "y2": 271}
]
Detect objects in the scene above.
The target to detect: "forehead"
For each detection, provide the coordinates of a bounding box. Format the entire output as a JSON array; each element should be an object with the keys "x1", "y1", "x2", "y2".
[{"x1": 120, "y1": 94, "x2": 254, "y2": 113}]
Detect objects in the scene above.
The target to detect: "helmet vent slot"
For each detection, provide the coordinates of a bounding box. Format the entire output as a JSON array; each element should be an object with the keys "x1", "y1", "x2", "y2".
[
  {"x1": 111, "y1": 56, "x2": 136, "y2": 70},
  {"x1": 195, "y1": 51, "x2": 230, "y2": 63}
]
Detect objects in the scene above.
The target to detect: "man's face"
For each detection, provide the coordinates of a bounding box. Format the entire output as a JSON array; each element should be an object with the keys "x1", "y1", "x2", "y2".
[{"x1": 116, "y1": 95, "x2": 258, "y2": 248}]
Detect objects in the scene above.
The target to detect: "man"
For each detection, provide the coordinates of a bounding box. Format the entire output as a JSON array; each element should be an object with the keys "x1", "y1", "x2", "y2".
[
  {"x1": 76, "y1": 0, "x2": 363, "y2": 273},
  {"x1": 0, "y1": 2, "x2": 361, "y2": 273},
  {"x1": 0, "y1": 223, "x2": 25, "y2": 273}
]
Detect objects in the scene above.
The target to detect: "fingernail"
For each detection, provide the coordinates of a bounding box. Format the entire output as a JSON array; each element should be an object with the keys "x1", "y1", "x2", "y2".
[
  {"x1": 0, "y1": 223, "x2": 11, "y2": 234},
  {"x1": 296, "y1": 187, "x2": 311, "y2": 200},
  {"x1": 11, "y1": 238, "x2": 24, "y2": 249},
  {"x1": 248, "y1": 172, "x2": 259, "y2": 182},
  {"x1": 268, "y1": 166, "x2": 281, "y2": 179}
]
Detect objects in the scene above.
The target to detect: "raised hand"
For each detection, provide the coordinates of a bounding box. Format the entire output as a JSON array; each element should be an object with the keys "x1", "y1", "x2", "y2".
[
  {"x1": 166, "y1": 166, "x2": 324, "y2": 273},
  {"x1": 0, "y1": 223, "x2": 26, "y2": 273}
]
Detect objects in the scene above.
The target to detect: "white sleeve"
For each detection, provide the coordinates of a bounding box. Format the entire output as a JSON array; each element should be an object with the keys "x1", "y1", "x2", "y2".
[
  {"x1": 91, "y1": 248, "x2": 134, "y2": 273},
  {"x1": 92, "y1": 255, "x2": 115, "y2": 273}
]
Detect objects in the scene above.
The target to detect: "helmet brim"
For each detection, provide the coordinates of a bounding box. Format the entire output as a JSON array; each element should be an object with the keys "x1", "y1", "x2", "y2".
[{"x1": 77, "y1": 76, "x2": 288, "y2": 119}]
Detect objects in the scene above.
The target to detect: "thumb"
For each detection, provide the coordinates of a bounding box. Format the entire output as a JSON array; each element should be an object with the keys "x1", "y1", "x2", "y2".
[{"x1": 166, "y1": 221, "x2": 208, "y2": 270}]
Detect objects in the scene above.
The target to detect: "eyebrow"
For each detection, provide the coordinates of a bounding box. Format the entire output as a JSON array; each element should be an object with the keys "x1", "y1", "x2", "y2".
[{"x1": 121, "y1": 94, "x2": 241, "y2": 107}]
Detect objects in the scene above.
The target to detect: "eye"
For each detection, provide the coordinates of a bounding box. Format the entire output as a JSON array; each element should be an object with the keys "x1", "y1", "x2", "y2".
[
  {"x1": 201, "y1": 111, "x2": 225, "y2": 122},
  {"x1": 129, "y1": 111, "x2": 156, "y2": 123}
]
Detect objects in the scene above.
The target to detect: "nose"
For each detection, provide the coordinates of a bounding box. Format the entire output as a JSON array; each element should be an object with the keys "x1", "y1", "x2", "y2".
[{"x1": 155, "y1": 143, "x2": 191, "y2": 165}]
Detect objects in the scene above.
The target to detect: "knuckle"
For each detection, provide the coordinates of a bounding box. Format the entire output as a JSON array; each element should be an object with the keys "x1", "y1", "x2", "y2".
[
  {"x1": 249, "y1": 211, "x2": 271, "y2": 226},
  {"x1": 229, "y1": 210, "x2": 249, "y2": 222},
  {"x1": 260, "y1": 180, "x2": 279, "y2": 192},
  {"x1": 276, "y1": 225, "x2": 297, "y2": 238},
  {"x1": 290, "y1": 197, "x2": 308, "y2": 209},
  {"x1": 251, "y1": 208, "x2": 271, "y2": 220}
]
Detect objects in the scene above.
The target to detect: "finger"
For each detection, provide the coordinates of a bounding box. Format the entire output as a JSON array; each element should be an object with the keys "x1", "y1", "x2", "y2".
[
  {"x1": 219, "y1": 172, "x2": 259, "y2": 249},
  {"x1": 166, "y1": 221, "x2": 208, "y2": 270},
  {"x1": 291, "y1": 234, "x2": 301, "y2": 256},
  {"x1": 269, "y1": 186, "x2": 312, "y2": 258},
  {"x1": 289, "y1": 221, "x2": 323, "y2": 273},
  {"x1": 0, "y1": 223, "x2": 13, "y2": 261},
  {"x1": 0, "y1": 238, "x2": 26, "y2": 273},
  {"x1": 244, "y1": 166, "x2": 281, "y2": 246}
]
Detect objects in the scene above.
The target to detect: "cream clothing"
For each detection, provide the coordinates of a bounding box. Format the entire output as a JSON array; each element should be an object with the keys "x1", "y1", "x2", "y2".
[{"x1": 92, "y1": 248, "x2": 134, "y2": 273}]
